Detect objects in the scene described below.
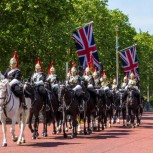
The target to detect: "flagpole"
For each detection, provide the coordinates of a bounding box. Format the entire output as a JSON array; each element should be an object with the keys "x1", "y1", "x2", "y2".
[
  {"x1": 119, "y1": 44, "x2": 137, "y2": 52},
  {"x1": 75, "y1": 21, "x2": 94, "y2": 30},
  {"x1": 115, "y1": 25, "x2": 119, "y2": 86}
]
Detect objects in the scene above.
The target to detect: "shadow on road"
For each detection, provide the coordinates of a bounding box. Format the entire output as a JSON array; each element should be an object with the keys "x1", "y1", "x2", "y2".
[{"x1": 24, "y1": 141, "x2": 80, "y2": 147}]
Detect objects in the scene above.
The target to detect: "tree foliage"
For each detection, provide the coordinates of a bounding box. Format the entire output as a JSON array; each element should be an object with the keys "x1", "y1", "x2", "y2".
[{"x1": 0, "y1": 0, "x2": 153, "y2": 100}]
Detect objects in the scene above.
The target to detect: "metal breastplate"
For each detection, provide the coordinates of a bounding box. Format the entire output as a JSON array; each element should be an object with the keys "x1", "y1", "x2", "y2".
[
  {"x1": 69, "y1": 75, "x2": 78, "y2": 84},
  {"x1": 32, "y1": 72, "x2": 43, "y2": 82}
]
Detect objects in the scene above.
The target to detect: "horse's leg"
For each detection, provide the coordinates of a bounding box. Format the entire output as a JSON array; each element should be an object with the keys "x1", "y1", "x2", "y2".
[
  {"x1": 10, "y1": 116, "x2": 18, "y2": 142},
  {"x1": 97, "y1": 110, "x2": 100, "y2": 131},
  {"x1": 32, "y1": 115, "x2": 39, "y2": 139},
  {"x1": 17, "y1": 110, "x2": 27, "y2": 145},
  {"x1": 1, "y1": 116, "x2": 7, "y2": 147},
  {"x1": 87, "y1": 114, "x2": 91, "y2": 134},
  {"x1": 42, "y1": 110, "x2": 48, "y2": 137},
  {"x1": 28, "y1": 111, "x2": 34, "y2": 133},
  {"x1": 131, "y1": 109, "x2": 135, "y2": 128},
  {"x1": 71, "y1": 117, "x2": 77, "y2": 139},
  {"x1": 122, "y1": 108, "x2": 126, "y2": 126}
]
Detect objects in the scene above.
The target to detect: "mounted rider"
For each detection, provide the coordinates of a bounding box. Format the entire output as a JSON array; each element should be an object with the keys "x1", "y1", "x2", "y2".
[
  {"x1": 92, "y1": 68, "x2": 100, "y2": 88},
  {"x1": 67, "y1": 62, "x2": 84, "y2": 110},
  {"x1": 127, "y1": 72, "x2": 140, "y2": 104},
  {"x1": 121, "y1": 74, "x2": 128, "y2": 89},
  {"x1": 100, "y1": 70, "x2": 112, "y2": 97},
  {"x1": 3, "y1": 51, "x2": 27, "y2": 110},
  {"x1": 46, "y1": 62, "x2": 59, "y2": 96},
  {"x1": 111, "y1": 77, "x2": 118, "y2": 91},
  {"x1": 31, "y1": 57, "x2": 50, "y2": 111}
]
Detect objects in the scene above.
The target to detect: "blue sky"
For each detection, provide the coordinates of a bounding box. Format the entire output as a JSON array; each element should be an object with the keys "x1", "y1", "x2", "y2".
[{"x1": 107, "y1": 0, "x2": 153, "y2": 35}]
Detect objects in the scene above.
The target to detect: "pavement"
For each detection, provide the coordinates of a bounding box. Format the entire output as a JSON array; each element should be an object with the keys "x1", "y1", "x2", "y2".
[{"x1": 0, "y1": 111, "x2": 153, "y2": 153}]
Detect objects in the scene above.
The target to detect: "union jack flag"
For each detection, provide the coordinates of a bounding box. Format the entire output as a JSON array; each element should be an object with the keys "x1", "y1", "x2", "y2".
[
  {"x1": 119, "y1": 46, "x2": 139, "y2": 79},
  {"x1": 72, "y1": 23, "x2": 100, "y2": 70}
]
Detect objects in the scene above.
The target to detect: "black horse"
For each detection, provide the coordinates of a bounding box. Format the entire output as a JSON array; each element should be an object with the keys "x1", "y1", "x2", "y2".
[
  {"x1": 43, "y1": 82, "x2": 62, "y2": 135},
  {"x1": 126, "y1": 87, "x2": 140, "y2": 128},
  {"x1": 58, "y1": 84, "x2": 80, "y2": 138},
  {"x1": 24, "y1": 81, "x2": 49, "y2": 139},
  {"x1": 103, "y1": 88, "x2": 114, "y2": 128},
  {"x1": 96, "y1": 88, "x2": 106, "y2": 131}
]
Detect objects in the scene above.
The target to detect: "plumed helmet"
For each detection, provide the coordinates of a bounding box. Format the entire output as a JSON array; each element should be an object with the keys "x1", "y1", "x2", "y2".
[
  {"x1": 10, "y1": 57, "x2": 17, "y2": 65},
  {"x1": 50, "y1": 66, "x2": 55, "y2": 72},
  {"x1": 35, "y1": 57, "x2": 43, "y2": 71},
  {"x1": 35, "y1": 63, "x2": 41, "y2": 69},
  {"x1": 113, "y1": 78, "x2": 116, "y2": 83},
  {"x1": 93, "y1": 67, "x2": 98, "y2": 76},
  {"x1": 85, "y1": 67, "x2": 90, "y2": 73},
  {"x1": 10, "y1": 51, "x2": 19, "y2": 67},
  {"x1": 71, "y1": 66, "x2": 76, "y2": 72},
  {"x1": 71, "y1": 61, "x2": 77, "y2": 72},
  {"x1": 124, "y1": 75, "x2": 128, "y2": 80},
  {"x1": 130, "y1": 72, "x2": 135, "y2": 79},
  {"x1": 102, "y1": 70, "x2": 107, "y2": 79}
]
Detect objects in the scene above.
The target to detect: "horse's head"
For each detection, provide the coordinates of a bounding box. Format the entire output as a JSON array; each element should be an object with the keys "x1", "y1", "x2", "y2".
[
  {"x1": 58, "y1": 84, "x2": 66, "y2": 102},
  {"x1": 127, "y1": 87, "x2": 138, "y2": 105},
  {"x1": 0, "y1": 79, "x2": 9, "y2": 106}
]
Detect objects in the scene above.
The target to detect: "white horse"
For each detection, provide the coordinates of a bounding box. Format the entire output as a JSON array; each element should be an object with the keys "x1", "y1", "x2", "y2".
[{"x1": 0, "y1": 79, "x2": 31, "y2": 147}]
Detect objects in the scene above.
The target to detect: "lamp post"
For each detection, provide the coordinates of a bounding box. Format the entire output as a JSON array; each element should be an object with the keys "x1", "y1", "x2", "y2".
[{"x1": 115, "y1": 25, "x2": 119, "y2": 86}]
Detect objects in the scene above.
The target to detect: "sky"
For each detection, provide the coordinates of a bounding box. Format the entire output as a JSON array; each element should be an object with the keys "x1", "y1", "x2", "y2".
[{"x1": 107, "y1": 0, "x2": 153, "y2": 35}]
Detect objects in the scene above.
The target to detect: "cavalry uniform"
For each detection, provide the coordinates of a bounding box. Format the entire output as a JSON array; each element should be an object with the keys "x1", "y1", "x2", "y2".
[
  {"x1": 112, "y1": 78, "x2": 117, "y2": 91},
  {"x1": 128, "y1": 72, "x2": 140, "y2": 104},
  {"x1": 68, "y1": 63, "x2": 84, "y2": 111},
  {"x1": 128, "y1": 72, "x2": 139, "y2": 90},
  {"x1": 100, "y1": 72, "x2": 110, "y2": 90},
  {"x1": 121, "y1": 75, "x2": 128, "y2": 89},
  {"x1": 93, "y1": 69, "x2": 100, "y2": 88},
  {"x1": 46, "y1": 64, "x2": 59, "y2": 96},
  {"x1": 31, "y1": 57, "x2": 50, "y2": 111},
  {"x1": 83, "y1": 66, "x2": 94, "y2": 88},
  {"x1": 4, "y1": 51, "x2": 27, "y2": 109}
]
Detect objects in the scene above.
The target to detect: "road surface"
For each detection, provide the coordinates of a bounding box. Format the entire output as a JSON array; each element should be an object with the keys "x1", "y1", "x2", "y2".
[{"x1": 0, "y1": 112, "x2": 153, "y2": 153}]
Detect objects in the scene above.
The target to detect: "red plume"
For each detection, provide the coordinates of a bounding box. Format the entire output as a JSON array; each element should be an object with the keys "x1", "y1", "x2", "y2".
[
  {"x1": 13, "y1": 51, "x2": 19, "y2": 68},
  {"x1": 72, "y1": 61, "x2": 76, "y2": 67},
  {"x1": 48, "y1": 61, "x2": 53, "y2": 75}
]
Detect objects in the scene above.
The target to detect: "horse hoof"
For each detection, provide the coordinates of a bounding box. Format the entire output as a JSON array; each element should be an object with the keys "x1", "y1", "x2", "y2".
[
  {"x1": 12, "y1": 136, "x2": 18, "y2": 142},
  {"x1": 43, "y1": 133, "x2": 48, "y2": 137},
  {"x1": 64, "y1": 134, "x2": 67, "y2": 138},
  {"x1": 22, "y1": 140, "x2": 26, "y2": 143},
  {"x1": 52, "y1": 131, "x2": 56, "y2": 135},
  {"x1": 17, "y1": 141, "x2": 22, "y2": 145},
  {"x1": 2, "y1": 143, "x2": 7, "y2": 147},
  {"x1": 32, "y1": 136, "x2": 36, "y2": 140}
]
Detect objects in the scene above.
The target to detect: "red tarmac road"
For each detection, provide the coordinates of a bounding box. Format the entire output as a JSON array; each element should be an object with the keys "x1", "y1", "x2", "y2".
[{"x1": 0, "y1": 112, "x2": 153, "y2": 153}]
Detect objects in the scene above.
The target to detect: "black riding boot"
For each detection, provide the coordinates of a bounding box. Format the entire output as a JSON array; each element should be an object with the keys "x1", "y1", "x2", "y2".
[
  {"x1": 19, "y1": 96, "x2": 27, "y2": 110},
  {"x1": 42, "y1": 97, "x2": 50, "y2": 112},
  {"x1": 79, "y1": 98, "x2": 84, "y2": 112}
]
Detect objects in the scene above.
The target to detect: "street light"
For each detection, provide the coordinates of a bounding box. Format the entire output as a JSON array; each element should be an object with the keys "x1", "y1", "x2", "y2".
[{"x1": 115, "y1": 25, "x2": 119, "y2": 86}]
